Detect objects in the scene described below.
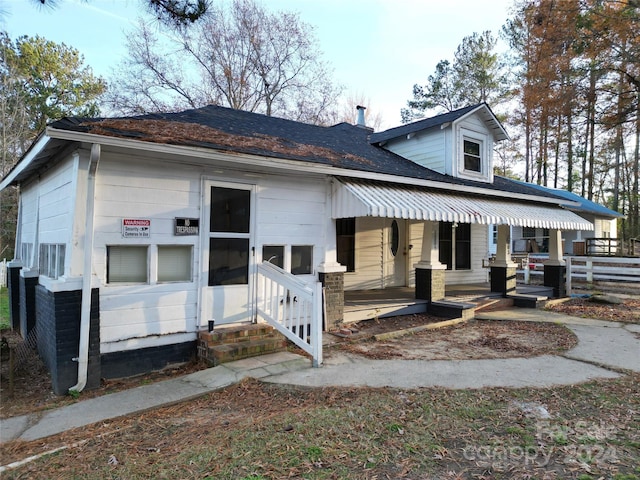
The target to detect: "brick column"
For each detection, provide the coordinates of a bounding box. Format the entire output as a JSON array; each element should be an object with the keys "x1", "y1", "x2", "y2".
[
  {"x1": 318, "y1": 271, "x2": 344, "y2": 331},
  {"x1": 544, "y1": 265, "x2": 566, "y2": 298},
  {"x1": 490, "y1": 265, "x2": 517, "y2": 296},
  {"x1": 19, "y1": 270, "x2": 39, "y2": 337},
  {"x1": 415, "y1": 267, "x2": 446, "y2": 302},
  {"x1": 544, "y1": 228, "x2": 566, "y2": 298}
]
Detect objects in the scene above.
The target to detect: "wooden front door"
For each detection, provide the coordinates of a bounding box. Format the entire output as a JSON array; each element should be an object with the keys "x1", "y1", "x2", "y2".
[{"x1": 385, "y1": 218, "x2": 408, "y2": 287}]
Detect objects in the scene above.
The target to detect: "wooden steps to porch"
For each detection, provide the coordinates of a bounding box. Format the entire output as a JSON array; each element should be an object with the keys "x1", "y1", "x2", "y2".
[{"x1": 197, "y1": 324, "x2": 288, "y2": 366}]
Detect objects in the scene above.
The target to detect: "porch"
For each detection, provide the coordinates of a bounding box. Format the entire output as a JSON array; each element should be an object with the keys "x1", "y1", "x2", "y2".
[{"x1": 343, "y1": 283, "x2": 555, "y2": 324}]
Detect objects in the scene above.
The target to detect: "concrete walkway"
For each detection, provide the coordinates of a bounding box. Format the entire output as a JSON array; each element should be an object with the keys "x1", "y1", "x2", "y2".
[{"x1": 1, "y1": 310, "x2": 638, "y2": 444}]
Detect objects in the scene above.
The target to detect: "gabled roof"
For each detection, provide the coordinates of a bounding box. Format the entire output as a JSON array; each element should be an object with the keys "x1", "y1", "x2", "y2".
[
  {"x1": 369, "y1": 103, "x2": 509, "y2": 145},
  {"x1": 513, "y1": 181, "x2": 624, "y2": 219}
]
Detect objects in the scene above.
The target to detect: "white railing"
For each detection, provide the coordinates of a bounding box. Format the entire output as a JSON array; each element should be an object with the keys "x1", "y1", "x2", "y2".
[
  {"x1": 567, "y1": 256, "x2": 640, "y2": 294},
  {"x1": 256, "y1": 261, "x2": 323, "y2": 367},
  {"x1": 0, "y1": 259, "x2": 7, "y2": 288}
]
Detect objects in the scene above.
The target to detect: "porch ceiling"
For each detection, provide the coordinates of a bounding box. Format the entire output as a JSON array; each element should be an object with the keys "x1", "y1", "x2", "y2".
[{"x1": 332, "y1": 179, "x2": 594, "y2": 230}]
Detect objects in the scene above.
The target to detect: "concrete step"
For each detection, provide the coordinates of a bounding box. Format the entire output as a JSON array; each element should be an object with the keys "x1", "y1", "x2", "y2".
[
  {"x1": 508, "y1": 294, "x2": 548, "y2": 309},
  {"x1": 428, "y1": 300, "x2": 477, "y2": 321},
  {"x1": 207, "y1": 337, "x2": 288, "y2": 366}
]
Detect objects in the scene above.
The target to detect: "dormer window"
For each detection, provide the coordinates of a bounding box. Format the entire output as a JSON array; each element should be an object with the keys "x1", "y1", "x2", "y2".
[{"x1": 463, "y1": 139, "x2": 482, "y2": 172}]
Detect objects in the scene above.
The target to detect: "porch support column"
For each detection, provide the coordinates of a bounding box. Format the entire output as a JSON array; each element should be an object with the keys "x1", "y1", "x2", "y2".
[
  {"x1": 544, "y1": 228, "x2": 566, "y2": 297},
  {"x1": 490, "y1": 224, "x2": 517, "y2": 296},
  {"x1": 415, "y1": 221, "x2": 446, "y2": 302},
  {"x1": 318, "y1": 214, "x2": 347, "y2": 331}
]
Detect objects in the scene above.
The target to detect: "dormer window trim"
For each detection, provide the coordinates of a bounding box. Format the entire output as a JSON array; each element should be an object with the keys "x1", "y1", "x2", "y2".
[{"x1": 457, "y1": 127, "x2": 491, "y2": 182}]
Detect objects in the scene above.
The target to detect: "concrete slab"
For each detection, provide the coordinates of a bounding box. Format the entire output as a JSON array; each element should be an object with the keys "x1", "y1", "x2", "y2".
[
  {"x1": 266, "y1": 354, "x2": 620, "y2": 389},
  {"x1": 564, "y1": 324, "x2": 640, "y2": 372}
]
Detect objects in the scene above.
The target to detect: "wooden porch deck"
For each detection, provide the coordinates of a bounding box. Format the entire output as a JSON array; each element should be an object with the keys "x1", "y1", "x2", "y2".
[{"x1": 343, "y1": 283, "x2": 554, "y2": 324}]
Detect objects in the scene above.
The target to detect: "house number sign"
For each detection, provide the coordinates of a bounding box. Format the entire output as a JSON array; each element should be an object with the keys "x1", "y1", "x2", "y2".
[
  {"x1": 175, "y1": 218, "x2": 199, "y2": 236},
  {"x1": 122, "y1": 218, "x2": 151, "y2": 238}
]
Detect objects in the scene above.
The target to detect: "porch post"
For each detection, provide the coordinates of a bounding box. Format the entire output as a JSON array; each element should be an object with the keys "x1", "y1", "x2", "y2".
[
  {"x1": 415, "y1": 221, "x2": 446, "y2": 302},
  {"x1": 490, "y1": 224, "x2": 517, "y2": 296},
  {"x1": 544, "y1": 228, "x2": 566, "y2": 297},
  {"x1": 318, "y1": 212, "x2": 347, "y2": 331}
]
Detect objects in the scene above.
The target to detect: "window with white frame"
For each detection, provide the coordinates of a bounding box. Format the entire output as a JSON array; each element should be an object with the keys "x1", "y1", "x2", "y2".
[
  {"x1": 158, "y1": 245, "x2": 193, "y2": 282},
  {"x1": 291, "y1": 245, "x2": 313, "y2": 275},
  {"x1": 262, "y1": 245, "x2": 285, "y2": 268},
  {"x1": 463, "y1": 139, "x2": 482, "y2": 172},
  {"x1": 39, "y1": 244, "x2": 66, "y2": 279},
  {"x1": 107, "y1": 246, "x2": 148, "y2": 283}
]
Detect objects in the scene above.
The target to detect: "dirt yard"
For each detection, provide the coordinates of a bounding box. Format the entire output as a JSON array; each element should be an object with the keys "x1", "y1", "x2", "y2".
[{"x1": 328, "y1": 315, "x2": 576, "y2": 361}]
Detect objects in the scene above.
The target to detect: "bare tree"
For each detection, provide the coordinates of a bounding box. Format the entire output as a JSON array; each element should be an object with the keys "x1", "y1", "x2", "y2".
[{"x1": 106, "y1": 0, "x2": 342, "y2": 125}]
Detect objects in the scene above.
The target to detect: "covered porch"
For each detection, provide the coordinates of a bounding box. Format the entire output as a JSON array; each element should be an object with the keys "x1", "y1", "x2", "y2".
[{"x1": 317, "y1": 179, "x2": 594, "y2": 330}]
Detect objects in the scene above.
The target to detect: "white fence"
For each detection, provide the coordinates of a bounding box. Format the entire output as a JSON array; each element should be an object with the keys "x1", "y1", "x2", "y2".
[
  {"x1": 256, "y1": 261, "x2": 323, "y2": 367},
  {"x1": 0, "y1": 259, "x2": 6, "y2": 288},
  {"x1": 567, "y1": 256, "x2": 640, "y2": 294}
]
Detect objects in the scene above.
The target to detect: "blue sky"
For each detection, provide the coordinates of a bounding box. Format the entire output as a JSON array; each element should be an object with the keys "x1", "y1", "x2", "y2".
[{"x1": 2, "y1": 0, "x2": 513, "y2": 128}]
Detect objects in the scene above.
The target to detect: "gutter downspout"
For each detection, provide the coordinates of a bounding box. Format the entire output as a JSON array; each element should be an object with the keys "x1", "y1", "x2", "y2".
[{"x1": 69, "y1": 143, "x2": 100, "y2": 393}]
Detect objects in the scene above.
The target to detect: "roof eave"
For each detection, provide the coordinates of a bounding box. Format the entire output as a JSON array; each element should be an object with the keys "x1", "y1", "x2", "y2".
[
  {"x1": 43, "y1": 128, "x2": 564, "y2": 205},
  {"x1": 0, "y1": 133, "x2": 51, "y2": 190}
]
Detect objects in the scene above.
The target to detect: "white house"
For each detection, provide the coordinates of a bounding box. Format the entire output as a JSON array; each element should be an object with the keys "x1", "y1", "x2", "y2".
[{"x1": 0, "y1": 103, "x2": 593, "y2": 394}]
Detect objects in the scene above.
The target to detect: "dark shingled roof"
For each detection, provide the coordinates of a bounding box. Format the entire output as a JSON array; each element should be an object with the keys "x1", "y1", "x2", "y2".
[
  {"x1": 369, "y1": 104, "x2": 481, "y2": 145},
  {"x1": 46, "y1": 105, "x2": 560, "y2": 200}
]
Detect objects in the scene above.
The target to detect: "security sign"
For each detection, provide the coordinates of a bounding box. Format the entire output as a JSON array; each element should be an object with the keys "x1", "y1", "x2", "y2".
[
  {"x1": 175, "y1": 218, "x2": 199, "y2": 236},
  {"x1": 122, "y1": 218, "x2": 151, "y2": 238}
]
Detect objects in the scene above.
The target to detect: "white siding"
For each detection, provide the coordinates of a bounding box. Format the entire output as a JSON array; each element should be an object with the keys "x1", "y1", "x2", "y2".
[
  {"x1": 344, "y1": 217, "x2": 384, "y2": 290},
  {"x1": 17, "y1": 158, "x2": 76, "y2": 270},
  {"x1": 345, "y1": 219, "x2": 488, "y2": 289},
  {"x1": 384, "y1": 130, "x2": 447, "y2": 174},
  {"x1": 93, "y1": 152, "x2": 329, "y2": 352},
  {"x1": 94, "y1": 154, "x2": 203, "y2": 348}
]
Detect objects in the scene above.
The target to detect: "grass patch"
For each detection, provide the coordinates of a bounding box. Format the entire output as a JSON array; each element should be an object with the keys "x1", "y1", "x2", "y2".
[
  {"x1": 1, "y1": 373, "x2": 638, "y2": 479},
  {"x1": 0, "y1": 287, "x2": 10, "y2": 330}
]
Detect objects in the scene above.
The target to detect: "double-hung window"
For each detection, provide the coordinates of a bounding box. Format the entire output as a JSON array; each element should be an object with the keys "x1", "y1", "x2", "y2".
[{"x1": 463, "y1": 139, "x2": 482, "y2": 173}]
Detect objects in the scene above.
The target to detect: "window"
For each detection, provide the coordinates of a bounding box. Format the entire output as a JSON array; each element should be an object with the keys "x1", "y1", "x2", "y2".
[
  {"x1": 439, "y1": 222, "x2": 471, "y2": 270},
  {"x1": 210, "y1": 186, "x2": 250, "y2": 233},
  {"x1": 39, "y1": 244, "x2": 65, "y2": 279},
  {"x1": 336, "y1": 218, "x2": 355, "y2": 272},
  {"x1": 158, "y1": 245, "x2": 192, "y2": 282},
  {"x1": 263, "y1": 245, "x2": 284, "y2": 268},
  {"x1": 208, "y1": 238, "x2": 249, "y2": 286},
  {"x1": 291, "y1": 245, "x2": 313, "y2": 275},
  {"x1": 463, "y1": 140, "x2": 482, "y2": 172},
  {"x1": 491, "y1": 225, "x2": 498, "y2": 245},
  {"x1": 390, "y1": 220, "x2": 400, "y2": 257},
  {"x1": 107, "y1": 246, "x2": 148, "y2": 283},
  {"x1": 455, "y1": 223, "x2": 471, "y2": 270},
  {"x1": 522, "y1": 227, "x2": 536, "y2": 238}
]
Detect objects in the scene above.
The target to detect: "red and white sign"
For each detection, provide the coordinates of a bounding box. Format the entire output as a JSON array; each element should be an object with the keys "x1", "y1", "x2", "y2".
[{"x1": 122, "y1": 218, "x2": 151, "y2": 238}]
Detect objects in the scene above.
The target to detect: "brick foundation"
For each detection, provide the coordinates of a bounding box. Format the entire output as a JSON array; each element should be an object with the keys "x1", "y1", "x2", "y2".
[
  {"x1": 35, "y1": 286, "x2": 101, "y2": 395},
  {"x1": 319, "y1": 271, "x2": 344, "y2": 331},
  {"x1": 101, "y1": 341, "x2": 197, "y2": 379}
]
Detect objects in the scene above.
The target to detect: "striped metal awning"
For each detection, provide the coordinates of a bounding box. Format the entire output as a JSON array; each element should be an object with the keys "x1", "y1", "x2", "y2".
[{"x1": 332, "y1": 179, "x2": 594, "y2": 230}]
